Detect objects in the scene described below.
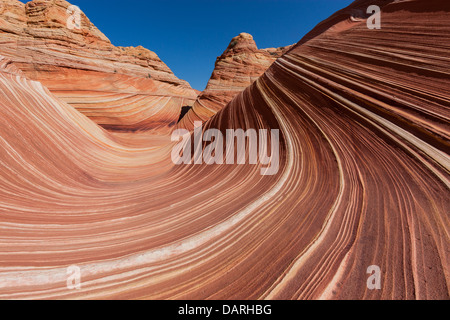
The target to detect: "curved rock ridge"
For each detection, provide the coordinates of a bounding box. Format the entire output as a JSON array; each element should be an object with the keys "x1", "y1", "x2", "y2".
[
  {"x1": 0, "y1": 0, "x2": 198, "y2": 133},
  {"x1": 178, "y1": 32, "x2": 292, "y2": 130},
  {"x1": 0, "y1": 0, "x2": 449, "y2": 300}
]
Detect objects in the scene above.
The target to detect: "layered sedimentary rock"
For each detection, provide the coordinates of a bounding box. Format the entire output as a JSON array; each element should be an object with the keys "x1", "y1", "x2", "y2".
[
  {"x1": 178, "y1": 33, "x2": 291, "y2": 130},
  {"x1": 0, "y1": 0, "x2": 197, "y2": 133},
  {"x1": 0, "y1": 0, "x2": 449, "y2": 300}
]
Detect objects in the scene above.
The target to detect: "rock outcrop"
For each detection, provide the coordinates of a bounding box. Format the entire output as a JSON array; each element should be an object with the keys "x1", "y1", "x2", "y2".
[
  {"x1": 178, "y1": 32, "x2": 292, "y2": 130},
  {"x1": 0, "y1": 0, "x2": 197, "y2": 133}
]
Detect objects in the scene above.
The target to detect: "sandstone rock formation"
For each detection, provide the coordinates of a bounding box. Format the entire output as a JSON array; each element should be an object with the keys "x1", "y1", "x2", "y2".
[
  {"x1": 178, "y1": 32, "x2": 292, "y2": 130},
  {"x1": 0, "y1": 0, "x2": 448, "y2": 300},
  {"x1": 0, "y1": 0, "x2": 197, "y2": 133}
]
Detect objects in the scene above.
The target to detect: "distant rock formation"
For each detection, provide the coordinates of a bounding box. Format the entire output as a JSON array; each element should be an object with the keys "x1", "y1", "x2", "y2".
[
  {"x1": 178, "y1": 32, "x2": 292, "y2": 130},
  {"x1": 0, "y1": 0, "x2": 198, "y2": 133}
]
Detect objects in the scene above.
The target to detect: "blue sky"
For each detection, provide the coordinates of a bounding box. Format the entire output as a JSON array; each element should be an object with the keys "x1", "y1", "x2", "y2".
[{"x1": 19, "y1": 0, "x2": 354, "y2": 90}]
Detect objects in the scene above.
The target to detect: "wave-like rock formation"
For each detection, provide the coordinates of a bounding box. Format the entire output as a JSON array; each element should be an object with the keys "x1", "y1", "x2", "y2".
[
  {"x1": 178, "y1": 33, "x2": 292, "y2": 130},
  {"x1": 0, "y1": 0, "x2": 449, "y2": 300},
  {"x1": 0, "y1": 0, "x2": 197, "y2": 133}
]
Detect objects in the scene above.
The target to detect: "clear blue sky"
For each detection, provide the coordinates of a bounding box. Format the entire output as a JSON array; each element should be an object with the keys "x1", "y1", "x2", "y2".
[{"x1": 19, "y1": 0, "x2": 354, "y2": 90}]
